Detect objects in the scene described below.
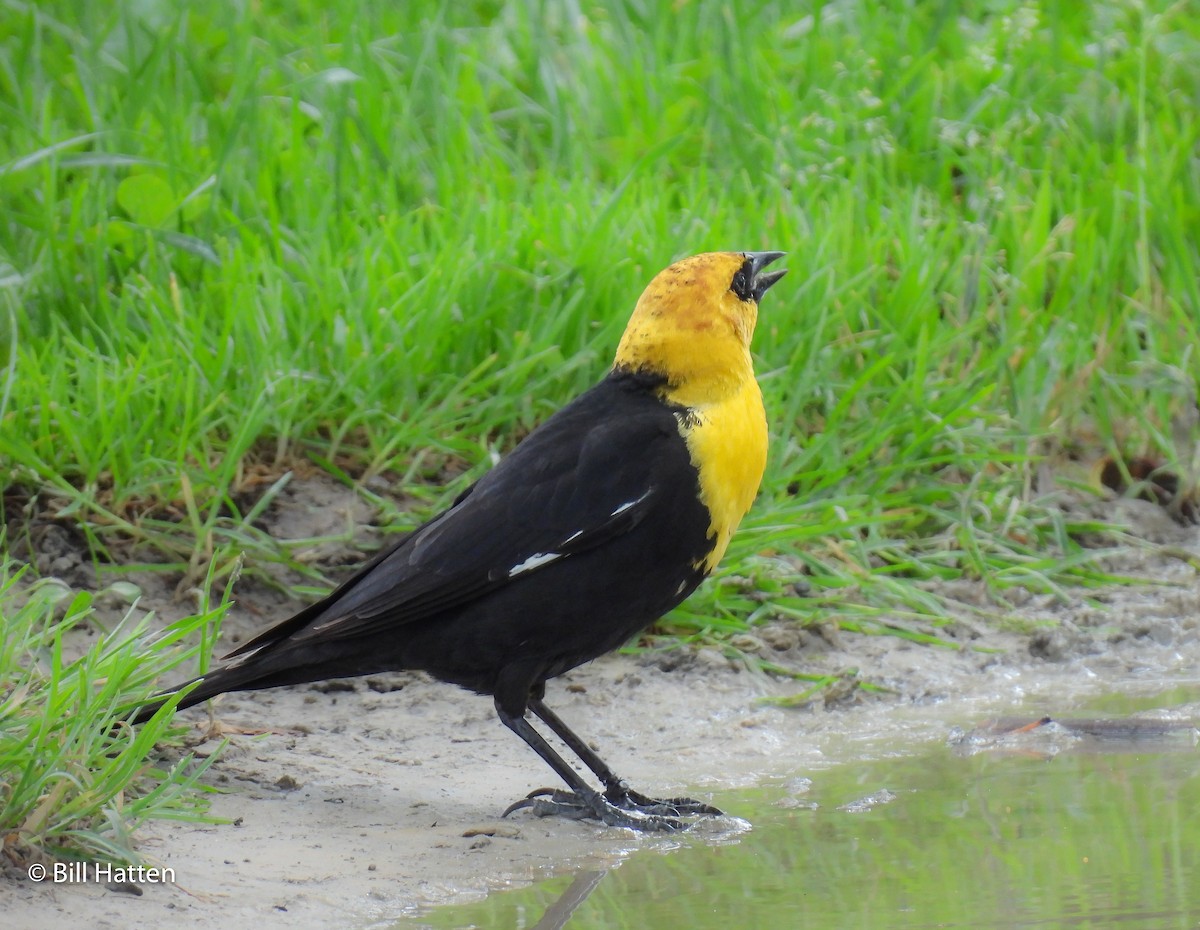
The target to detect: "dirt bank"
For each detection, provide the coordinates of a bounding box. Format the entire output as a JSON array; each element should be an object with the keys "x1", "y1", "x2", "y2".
[{"x1": 4, "y1": 484, "x2": 1199, "y2": 929}]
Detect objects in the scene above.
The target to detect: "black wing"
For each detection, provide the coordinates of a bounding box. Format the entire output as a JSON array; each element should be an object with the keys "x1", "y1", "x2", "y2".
[{"x1": 225, "y1": 375, "x2": 688, "y2": 659}]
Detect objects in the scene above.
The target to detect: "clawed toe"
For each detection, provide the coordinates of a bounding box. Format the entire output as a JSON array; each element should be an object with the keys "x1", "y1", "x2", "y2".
[
  {"x1": 502, "y1": 786, "x2": 578, "y2": 818},
  {"x1": 595, "y1": 780, "x2": 723, "y2": 817},
  {"x1": 503, "y1": 787, "x2": 685, "y2": 832},
  {"x1": 609, "y1": 786, "x2": 723, "y2": 817},
  {"x1": 503, "y1": 793, "x2": 593, "y2": 822}
]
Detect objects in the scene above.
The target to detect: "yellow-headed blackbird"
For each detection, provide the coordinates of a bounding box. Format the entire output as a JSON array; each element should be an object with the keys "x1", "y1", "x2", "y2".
[{"x1": 132, "y1": 251, "x2": 786, "y2": 831}]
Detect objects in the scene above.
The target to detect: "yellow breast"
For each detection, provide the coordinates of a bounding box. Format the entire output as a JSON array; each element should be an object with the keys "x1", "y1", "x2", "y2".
[
  {"x1": 676, "y1": 378, "x2": 768, "y2": 573},
  {"x1": 611, "y1": 251, "x2": 775, "y2": 573}
]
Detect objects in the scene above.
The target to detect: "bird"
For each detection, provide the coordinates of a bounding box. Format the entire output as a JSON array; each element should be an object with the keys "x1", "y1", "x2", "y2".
[{"x1": 130, "y1": 250, "x2": 787, "y2": 831}]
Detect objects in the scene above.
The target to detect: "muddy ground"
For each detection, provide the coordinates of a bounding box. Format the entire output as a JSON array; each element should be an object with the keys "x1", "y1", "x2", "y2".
[{"x1": 4, "y1": 478, "x2": 1200, "y2": 929}]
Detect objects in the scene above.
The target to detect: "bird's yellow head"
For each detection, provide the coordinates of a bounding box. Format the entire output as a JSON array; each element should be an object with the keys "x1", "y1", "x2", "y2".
[{"x1": 613, "y1": 251, "x2": 787, "y2": 406}]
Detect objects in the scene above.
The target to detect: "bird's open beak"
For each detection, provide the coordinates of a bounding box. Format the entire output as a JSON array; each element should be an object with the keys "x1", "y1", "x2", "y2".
[{"x1": 743, "y1": 251, "x2": 787, "y2": 302}]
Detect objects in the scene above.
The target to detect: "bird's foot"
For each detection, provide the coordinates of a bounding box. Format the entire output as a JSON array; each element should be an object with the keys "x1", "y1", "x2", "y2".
[
  {"x1": 604, "y1": 784, "x2": 723, "y2": 818},
  {"x1": 503, "y1": 788, "x2": 685, "y2": 832}
]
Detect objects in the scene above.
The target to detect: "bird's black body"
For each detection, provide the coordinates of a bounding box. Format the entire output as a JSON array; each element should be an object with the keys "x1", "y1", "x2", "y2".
[{"x1": 150, "y1": 369, "x2": 710, "y2": 724}]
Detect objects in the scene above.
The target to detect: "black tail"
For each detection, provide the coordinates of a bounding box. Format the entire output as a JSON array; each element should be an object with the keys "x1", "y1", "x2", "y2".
[
  {"x1": 127, "y1": 667, "x2": 247, "y2": 726},
  {"x1": 126, "y1": 655, "x2": 347, "y2": 725}
]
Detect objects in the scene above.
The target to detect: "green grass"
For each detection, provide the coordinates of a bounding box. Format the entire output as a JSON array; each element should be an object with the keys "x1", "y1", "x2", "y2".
[
  {"x1": 0, "y1": 554, "x2": 230, "y2": 865},
  {"x1": 1, "y1": 0, "x2": 1198, "y2": 862}
]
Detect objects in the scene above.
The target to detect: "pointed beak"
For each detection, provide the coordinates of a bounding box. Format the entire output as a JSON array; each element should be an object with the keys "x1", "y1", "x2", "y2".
[{"x1": 743, "y1": 251, "x2": 787, "y2": 302}]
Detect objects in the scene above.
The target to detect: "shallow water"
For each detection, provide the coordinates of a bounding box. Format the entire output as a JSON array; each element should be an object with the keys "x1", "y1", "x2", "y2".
[{"x1": 402, "y1": 693, "x2": 1199, "y2": 930}]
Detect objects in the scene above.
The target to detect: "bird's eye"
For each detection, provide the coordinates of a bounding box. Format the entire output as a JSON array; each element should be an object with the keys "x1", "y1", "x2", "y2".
[{"x1": 731, "y1": 268, "x2": 752, "y2": 301}]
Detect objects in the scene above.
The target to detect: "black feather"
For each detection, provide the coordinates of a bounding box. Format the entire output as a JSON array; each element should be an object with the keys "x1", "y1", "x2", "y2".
[{"x1": 133, "y1": 369, "x2": 713, "y2": 722}]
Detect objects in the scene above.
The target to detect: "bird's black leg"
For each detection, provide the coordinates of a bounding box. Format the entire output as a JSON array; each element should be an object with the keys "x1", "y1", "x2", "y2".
[
  {"x1": 494, "y1": 698, "x2": 684, "y2": 832},
  {"x1": 528, "y1": 697, "x2": 722, "y2": 818}
]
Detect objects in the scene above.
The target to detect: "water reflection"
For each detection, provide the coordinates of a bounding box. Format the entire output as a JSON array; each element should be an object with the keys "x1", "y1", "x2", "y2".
[
  {"x1": 405, "y1": 709, "x2": 1199, "y2": 930},
  {"x1": 950, "y1": 714, "x2": 1199, "y2": 757},
  {"x1": 529, "y1": 871, "x2": 607, "y2": 930}
]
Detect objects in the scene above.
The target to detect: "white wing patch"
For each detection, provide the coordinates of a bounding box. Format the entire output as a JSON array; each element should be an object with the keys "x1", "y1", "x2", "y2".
[
  {"x1": 610, "y1": 489, "x2": 652, "y2": 517},
  {"x1": 508, "y1": 551, "x2": 561, "y2": 577},
  {"x1": 508, "y1": 491, "x2": 653, "y2": 579}
]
